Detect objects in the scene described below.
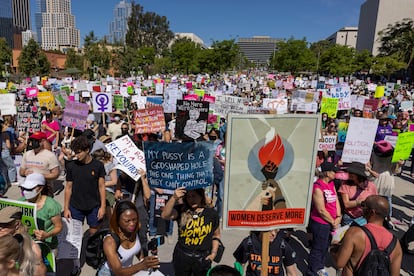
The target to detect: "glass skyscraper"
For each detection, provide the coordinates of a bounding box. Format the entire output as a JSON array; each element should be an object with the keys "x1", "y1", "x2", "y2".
[
  {"x1": 0, "y1": 0, "x2": 30, "y2": 48},
  {"x1": 109, "y1": 0, "x2": 132, "y2": 44}
]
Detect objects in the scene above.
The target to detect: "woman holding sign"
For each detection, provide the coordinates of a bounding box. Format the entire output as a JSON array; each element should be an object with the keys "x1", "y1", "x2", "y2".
[{"x1": 161, "y1": 187, "x2": 220, "y2": 276}]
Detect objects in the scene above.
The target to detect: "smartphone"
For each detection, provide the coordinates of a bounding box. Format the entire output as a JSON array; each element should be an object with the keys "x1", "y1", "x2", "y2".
[{"x1": 148, "y1": 236, "x2": 165, "y2": 251}]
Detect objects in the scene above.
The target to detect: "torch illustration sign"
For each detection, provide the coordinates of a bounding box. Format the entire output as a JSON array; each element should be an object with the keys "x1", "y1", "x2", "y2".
[{"x1": 224, "y1": 114, "x2": 320, "y2": 230}]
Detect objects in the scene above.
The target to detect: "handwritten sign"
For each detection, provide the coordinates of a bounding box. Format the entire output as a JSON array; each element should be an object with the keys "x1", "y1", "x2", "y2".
[
  {"x1": 92, "y1": 92, "x2": 112, "y2": 113},
  {"x1": 214, "y1": 95, "x2": 249, "y2": 116},
  {"x1": 106, "y1": 135, "x2": 146, "y2": 181},
  {"x1": 113, "y1": 95, "x2": 124, "y2": 110},
  {"x1": 392, "y1": 132, "x2": 414, "y2": 162},
  {"x1": 262, "y1": 98, "x2": 288, "y2": 114},
  {"x1": 320, "y1": 97, "x2": 338, "y2": 118},
  {"x1": 337, "y1": 122, "x2": 349, "y2": 142},
  {"x1": 133, "y1": 106, "x2": 166, "y2": 134},
  {"x1": 318, "y1": 135, "x2": 337, "y2": 151},
  {"x1": 37, "y1": 91, "x2": 55, "y2": 111},
  {"x1": 144, "y1": 141, "x2": 214, "y2": 190},
  {"x1": 61, "y1": 101, "x2": 89, "y2": 130},
  {"x1": 342, "y1": 117, "x2": 378, "y2": 163}
]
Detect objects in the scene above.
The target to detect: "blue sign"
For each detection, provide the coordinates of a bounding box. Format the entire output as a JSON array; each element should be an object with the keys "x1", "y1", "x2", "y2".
[{"x1": 144, "y1": 141, "x2": 214, "y2": 190}]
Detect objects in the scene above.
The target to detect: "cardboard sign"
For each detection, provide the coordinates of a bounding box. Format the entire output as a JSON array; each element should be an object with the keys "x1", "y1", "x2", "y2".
[
  {"x1": 61, "y1": 101, "x2": 89, "y2": 130},
  {"x1": 224, "y1": 114, "x2": 320, "y2": 230},
  {"x1": 144, "y1": 141, "x2": 214, "y2": 190},
  {"x1": 342, "y1": 117, "x2": 378, "y2": 163},
  {"x1": 106, "y1": 135, "x2": 146, "y2": 181},
  {"x1": 133, "y1": 106, "x2": 166, "y2": 134},
  {"x1": 392, "y1": 132, "x2": 414, "y2": 162}
]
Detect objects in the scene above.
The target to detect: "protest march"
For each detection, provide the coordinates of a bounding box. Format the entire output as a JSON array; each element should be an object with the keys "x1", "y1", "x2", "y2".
[{"x1": 0, "y1": 72, "x2": 413, "y2": 275}]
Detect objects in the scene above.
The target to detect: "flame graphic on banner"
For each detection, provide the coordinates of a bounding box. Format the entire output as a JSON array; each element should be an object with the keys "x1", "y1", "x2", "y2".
[{"x1": 258, "y1": 129, "x2": 285, "y2": 167}]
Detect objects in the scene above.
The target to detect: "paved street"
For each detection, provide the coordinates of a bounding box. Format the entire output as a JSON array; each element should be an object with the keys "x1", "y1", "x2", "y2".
[{"x1": 5, "y1": 168, "x2": 414, "y2": 275}]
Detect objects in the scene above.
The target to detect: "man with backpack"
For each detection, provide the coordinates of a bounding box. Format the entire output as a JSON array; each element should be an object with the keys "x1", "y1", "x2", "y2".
[{"x1": 330, "y1": 195, "x2": 402, "y2": 275}]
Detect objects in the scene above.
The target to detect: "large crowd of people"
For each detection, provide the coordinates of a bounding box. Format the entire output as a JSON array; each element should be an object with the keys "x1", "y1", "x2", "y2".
[{"x1": 0, "y1": 72, "x2": 413, "y2": 275}]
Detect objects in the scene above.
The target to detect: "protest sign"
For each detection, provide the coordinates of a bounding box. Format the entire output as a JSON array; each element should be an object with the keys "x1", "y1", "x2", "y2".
[
  {"x1": 106, "y1": 135, "x2": 146, "y2": 181},
  {"x1": 320, "y1": 97, "x2": 338, "y2": 118},
  {"x1": 0, "y1": 198, "x2": 38, "y2": 236},
  {"x1": 262, "y1": 98, "x2": 288, "y2": 114},
  {"x1": 92, "y1": 92, "x2": 112, "y2": 113},
  {"x1": 207, "y1": 111, "x2": 220, "y2": 132},
  {"x1": 224, "y1": 114, "x2": 320, "y2": 230},
  {"x1": 53, "y1": 90, "x2": 68, "y2": 108},
  {"x1": 144, "y1": 141, "x2": 214, "y2": 190},
  {"x1": 26, "y1": 87, "x2": 39, "y2": 97},
  {"x1": 133, "y1": 106, "x2": 166, "y2": 134},
  {"x1": 113, "y1": 95, "x2": 125, "y2": 110},
  {"x1": 214, "y1": 95, "x2": 249, "y2": 116},
  {"x1": 318, "y1": 135, "x2": 337, "y2": 151},
  {"x1": 163, "y1": 87, "x2": 182, "y2": 113},
  {"x1": 155, "y1": 83, "x2": 163, "y2": 95},
  {"x1": 61, "y1": 101, "x2": 89, "y2": 130},
  {"x1": 392, "y1": 132, "x2": 414, "y2": 162},
  {"x1": 57, "y1": 219, "x2": 83, "y2": 259},
  {"x1": 175, "y1": 100, "x2": 209, "y2": 140},
  {"x1": 37, "y1": 91, "x2": 55, "y2": 110},
  {"x1": 337, "y1": 122, "x2": 349, "y2": 142},
  {"x1": 17, "y1": 111, "x2": 41, "y2": 133},
  {"x1": 194, "y1": 89, "x2": 205, "y2": 97},
  {"x1": 328, "y1": 85, "x2": 351, "y2": 110},
  {"x1": 374, "y1": 86, "x2": 385, "y2": 98},
  {"x1": 0, "y1": 93, "x2": 16, "y2": 115},
  {"x1": 384, "y1": 135, "x2": 398, "y2": 148},
  {"x1": 400, "y1": 101, "x2": 413, "y2": 111},
  {"x1": 183, "y1": 94, "x2": 199, "y2": 101},
  {"x1": 342, "y1": 117, "x2": 378, "y2": 163}
]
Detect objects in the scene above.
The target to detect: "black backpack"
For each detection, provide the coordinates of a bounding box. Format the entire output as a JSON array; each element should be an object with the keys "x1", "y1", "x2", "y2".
[
  {"x1": 354, "y1": 226, "x2": 397, "y2": 276},
  {"x1": 85, "y1": 228, "x2": 121, "y2": 269}
]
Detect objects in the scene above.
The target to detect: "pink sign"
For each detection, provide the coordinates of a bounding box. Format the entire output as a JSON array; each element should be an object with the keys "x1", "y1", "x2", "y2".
[
  {"x1": 25, "y1": 87, "x2": 39, "y2": 98},
  {"x1": 186, "y1": 82, "x2": 193, "y2": 89},
  {"x1": 184, "y1": 94, "x2": 199, "y2": 101},
  {"x1": 202, "y1": 95, "x2": 216, "y2": 104}
]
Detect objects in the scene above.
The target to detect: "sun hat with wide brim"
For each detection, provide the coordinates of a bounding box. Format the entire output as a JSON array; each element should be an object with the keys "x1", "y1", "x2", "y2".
[{"x1": 345, "y1": 162, "x2": 370, "y2": 178}]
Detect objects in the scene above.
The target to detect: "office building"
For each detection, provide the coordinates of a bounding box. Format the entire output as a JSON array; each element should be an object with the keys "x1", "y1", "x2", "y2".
[
  {"x1": 109, "y1": 0, "x2": 132, "y2": 44},
  {"x1": 21, "y1": 29, "x2": 36, "y2": 47},
  {"x1": 0, "y1": 0, "x2": 30, "y2": 48},
  {"x1": 356, "y1": 0, "x2": 414, "y2": 55},
  {"x1": 326, "y1": 27, "x2": 358, "y2": 48},
  {"x1": 39, "y1": 0, "x2": 80, "y2": 51},
  {"x1": 237, "y1": 36, "x2": 281, "y2": 65}
]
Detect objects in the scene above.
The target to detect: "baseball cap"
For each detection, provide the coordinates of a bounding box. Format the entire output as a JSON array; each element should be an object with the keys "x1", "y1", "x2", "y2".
[
  {"x1": 0, "y1": 206, "x2": 22, "y2": 224},
  {"x1": 29, "y1": 131, "x2": 47, "y2": 140},
  {"x1": 20, "y1": 173, "x2": 45, "y2": 190}
]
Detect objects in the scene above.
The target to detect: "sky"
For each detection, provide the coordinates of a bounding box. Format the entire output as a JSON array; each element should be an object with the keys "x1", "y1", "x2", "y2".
[{"x1": 68, "y1": 0, "x2": 366, "y2": 46}]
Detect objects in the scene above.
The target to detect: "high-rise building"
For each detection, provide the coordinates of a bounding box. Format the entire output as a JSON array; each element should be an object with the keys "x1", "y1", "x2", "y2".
[
  {"x1": 356, "y1": 0, "x2": 414, "y2": 56},
  {"x1": 35, "y1": 0, "x2": 46, "y2": 44},
  {"x1": 237, "y1": 36, "x2": 281, "y2": 65},
  {"x1": 109, "y1": 0, "x2": 131, "y2": 44},
  {"x1": 326, "y1": 27, "x2": 358, "y2": 48},
  {"x1": 0, "y1": 0, "x2": 30, "y2": 48},
  {"x1": 21, "y1": 29, "x2": 36, "y2": 47},
  {"x1": 39, "y1": 0, "x2": 80, "y2": 51}
]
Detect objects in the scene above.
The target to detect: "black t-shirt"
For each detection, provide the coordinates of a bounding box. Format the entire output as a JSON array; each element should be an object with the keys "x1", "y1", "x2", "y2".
[
  {"x1": 66, "y1": 158, "x2": 105, "y2": 211},
  {"x1": 174, "y1": 204, "x2": 219, "y2": 252},
  {"x1": 233, "y1": 233, "x2": 296, "y2": 276}
]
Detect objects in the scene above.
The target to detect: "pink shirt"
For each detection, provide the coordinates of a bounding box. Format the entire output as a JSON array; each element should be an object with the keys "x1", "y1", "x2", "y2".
[
  {"x1": 310, "y1": 178, "x2": 338, "y2": 225},
  {"x1": 338, "y1": 181, "x2": 377, "y2": 218},
  {"x1": 42, "y1": 120, "x2": 59, "y2": 143}
]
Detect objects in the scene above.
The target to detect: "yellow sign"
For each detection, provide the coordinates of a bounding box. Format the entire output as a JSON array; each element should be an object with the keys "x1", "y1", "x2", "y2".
[
  {"x1": 374, "y1": 86, "x2": 385, "y2": 98},
  {"x1": 320, "y1": 97, "x2": 338, "y2": 118},
  {"x1": 37, "y1": 91, "x2": 55, "y2": 111}
]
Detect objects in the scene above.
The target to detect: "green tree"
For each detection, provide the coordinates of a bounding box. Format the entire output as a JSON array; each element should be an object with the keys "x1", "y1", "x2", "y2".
[
  {"x1": 198, "y1": 48, "x2": 219, "y2": 73},
  {"x1": 0, "y1": 38, "x2": 12, "y2": 79},
  {"x1": 378, "y1": 18, "x2": 414, "y2": 69},
  {"x1": 170, "y1": 38, "x2": 201, "y2": 74},
  {"x1": 354, "y1": 49, "x2": 373, "y2": 73},
  {"x1": 125, "y1": 3, "x2": 174, "y2": 55},
  {"x1": 319, "y1": 45, "x2": 357, "y2": 76},
  {"x1": 18, "y1": 39, "x2": 50, "y2": 76},
  {"x1": 211, "y1": 39, "x2": 240, "y2": 72},
  {"x1": 83, "y1": 32, "x2": 111, "y2": 78},
  {"x1": 271, "y1": 38, "x2": 314, "y2": 73},
  {"x1": 371, "y1": 54, "x2": 406, "y2": 79},
  {"x1": 65, "y1": 48, "x2": 83, "y2": 72}
]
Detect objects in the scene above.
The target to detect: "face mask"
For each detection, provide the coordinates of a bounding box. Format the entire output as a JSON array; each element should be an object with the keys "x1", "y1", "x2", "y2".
[
  {"x1": 121, "y1": 130, "x2": 129, "y2": 135},
  {"x1": 209, "y1": 136, "x2": 217, "y2": 141},
  {"x1": 22, "y1": 189, "x2": 40, "y2": 200}
]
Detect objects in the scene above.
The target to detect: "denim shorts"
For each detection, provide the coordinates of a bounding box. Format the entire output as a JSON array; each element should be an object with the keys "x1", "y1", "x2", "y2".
[{"x1": 69, "y1": 205, "x2": 101, "y2": 227}]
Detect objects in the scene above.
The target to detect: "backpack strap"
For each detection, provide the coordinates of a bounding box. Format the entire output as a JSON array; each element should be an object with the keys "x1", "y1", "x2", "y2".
[
  {"x1": 104, "y1": 232, "x2": 122, "y2": 260},
  {"x1": 359, "y1": 226, "x2": 378, "y2": 250}
]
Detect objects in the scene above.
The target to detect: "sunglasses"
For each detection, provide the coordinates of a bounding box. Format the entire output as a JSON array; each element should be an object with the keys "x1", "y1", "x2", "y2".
[{"x1": 329, "y1": 125, "x2": 336, "y2": 128}]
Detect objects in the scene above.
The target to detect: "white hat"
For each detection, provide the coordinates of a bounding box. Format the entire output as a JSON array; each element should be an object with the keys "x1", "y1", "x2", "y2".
[{"x1": 20, "y1": 173, "x2": 45, "y2": 189}]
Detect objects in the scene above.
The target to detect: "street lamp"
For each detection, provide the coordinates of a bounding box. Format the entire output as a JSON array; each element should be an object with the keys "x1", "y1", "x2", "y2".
[
  {"x1": 92, "y1": 65, "x2": 99, "y2": 80},
  {"x1": 4, "y1": 62, "x2": 10, "y2": 83}
]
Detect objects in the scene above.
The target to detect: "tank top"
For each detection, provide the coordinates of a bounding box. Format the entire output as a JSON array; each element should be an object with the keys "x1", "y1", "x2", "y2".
[
  {"x1": 103, "y1": 234, "x2": 141, "y2": 269},
  {"x1": 310, "y1": 178, "x2": 338, "y2": 225}
]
